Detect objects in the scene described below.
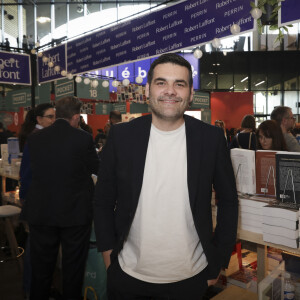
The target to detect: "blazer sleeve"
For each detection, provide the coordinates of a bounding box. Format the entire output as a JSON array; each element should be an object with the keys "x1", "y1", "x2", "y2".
[
  {"x1": 93, "y1": 125, "x2": 117, "y2": 252},
  {"x1": 212, "y1": 131, "x2": 239, "y2": 269}
]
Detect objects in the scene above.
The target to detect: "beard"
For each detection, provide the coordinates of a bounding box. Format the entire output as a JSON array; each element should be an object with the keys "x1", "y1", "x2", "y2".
[{"x1": 149, "y1": 94, "x2": 191, "y2": 122}]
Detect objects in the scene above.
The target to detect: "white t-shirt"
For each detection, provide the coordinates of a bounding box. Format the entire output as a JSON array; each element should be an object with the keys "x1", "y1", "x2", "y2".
[{"x1": 118, "y1": 123, "x2": 207, "y2": 283}]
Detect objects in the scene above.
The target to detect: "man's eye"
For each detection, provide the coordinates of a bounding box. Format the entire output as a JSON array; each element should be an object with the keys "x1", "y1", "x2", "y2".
[{"x1": 156, "y1": 81, "x2": 165, "y2": 85}]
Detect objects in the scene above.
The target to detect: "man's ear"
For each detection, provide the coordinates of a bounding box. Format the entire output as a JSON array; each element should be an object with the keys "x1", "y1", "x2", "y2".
[
  {"x1": 145, "y1": 83, "x2": 150, "y2": 98},
  {"x1": 70, "y1": 113, "x2": 80, "y2": 128},
  {"x1": 36, "y1": 116, "x2": 43, "y2": 126}
]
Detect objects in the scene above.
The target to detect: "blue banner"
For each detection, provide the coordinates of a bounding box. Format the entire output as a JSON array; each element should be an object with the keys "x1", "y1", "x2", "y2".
[
  {"x1": 0, "y1": 51, "x2": 31, "y2": 85},
  {"x1": 279, "y1": 0, "x2": 300, "y2": 26},
  {"x1": 67, "y1": 0, "x2": 253, "y2": 74},
  {"x1": 38, "y1": 44, "x2": 67, "y2": 83}
]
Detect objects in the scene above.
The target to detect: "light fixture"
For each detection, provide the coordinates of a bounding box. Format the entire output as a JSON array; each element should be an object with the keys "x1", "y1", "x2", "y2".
[
  {"x1": 122, "y1": 79, "x2": 130, "y2": 86},
  {"x1": 61, "y1": 70, "x2": 67, "y2": 76},
  {"x1": 193, "y1": 48, "x2": 203, "y2": 59},
  {"x1": 42, "y1": 56, "x2": 49, "y2": 63},
  {"x1": 37, "y1": 52, "x2": 43, "y2": 57},
  {"x1": 100, "y1": 80, "x2": 108, "y2": 88},
  {"x1": 230, "y1": 85, "x2": 235, "y2": 90},
  {"x1": 255, "y1": 80, "x2": 265, "y2": 86},
  {"x1": 223, "y1": 51, "x2": 227, "y2": 56},
  {"x1": 9, "y1": 58, "x2": 15, "y2": 63},
  {"x1": 35, "y1": 42, "x2": 40, "y2": 47},
  {"x1": 37, "y1": 17, "x2": 51, "y2": 24},
  {"x1": 31, "y1": 49, "x2": 36, "y2": 54},
  {"x1": 54, "y1": 65, "x2": 60, "y2": 72},
  {"x1": 230, "y1": 24, "x2": 241, "y2": 35},
  {"x1": 48, "y1": 61, "x2": 54, "y2": 68},
  {"x1": 75, "y1": 76, "x2": 82, "y2": 83},
  {"x1": 112, "y1": 80, "x2": 119, "y2": 87},
  {"x1": 241, "y1": 77, "x2": 248, "y2": 82},
  {"x1": 84, "y1": 78, "x2": 91, "y2": 85},
  {"x1": 251, "y1": 8, "x2": 262, "y2": 19},
  {"x1": 212, "y1": 38, "x2": 221, "y2": 48},
  {"x1": 135, "y1": 76, "x2": 143, "y2": 84},
  {"x1": 67, "y1": 73, "x2": 73, "y2": 80},
  {"x1": 77, "y1": 4, "x2": 83, "y2": 13}
]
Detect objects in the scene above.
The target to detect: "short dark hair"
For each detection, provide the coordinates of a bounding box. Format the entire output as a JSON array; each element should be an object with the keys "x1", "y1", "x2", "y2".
[
  {"x1": 147, "y1": 53, "x2": 193, "y2": 87},
  {"x1": 109, "y1": 110, "x2": 122, "y2": 123},
  {"x1": 257, "y1": 120, "x2": 287, "y2": 151},
  {"x1": 271, "y1": 106, "x2": 291, "y2": 125},
  {"x1": 241, "y1": 115, "x2": 256, "y2": 131},
  {"x1": 55, "y1": 96, "x2": 82, "y2": 120},
  {"x1": 34, "y1": 103, "x2": 54, "y2": 117}
]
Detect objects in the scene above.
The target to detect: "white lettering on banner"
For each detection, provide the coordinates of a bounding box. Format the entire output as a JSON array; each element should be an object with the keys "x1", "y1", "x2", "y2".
[
  {"x1": 42, "y1": 67, "x2": 60, "y2": 78},
  {"x1": 105, "y1": 71, "x2": 114, "y2": 77},
  {"x1": 110, "y1": 21, "x2": 131, "y2": 32},
  {"x1": 76, "y1": 54, "x2": 92, "y2": 63},
  {"x1": 190, "y1": 32, "x2": 207, "y2": 43},
  {"x1": 191, "y1": 8, "x2": 208, "y2": 19},
  {"x1": 116, "y1": 50, "x2": 127, "y2": 57},
  {"x1": 132, "y1": 20, "x2": 156, "y2": 32},
  {"x1": 216, "y1": 0, "x2": 237, "y2": 9},
  {"x1": 137, "y1": 32, "x2": 150, "y2": 40},
  {"x1": 138, "y1": 67, "x2": 147, "y2": 78},
  {"x1": 132, "y1": 40, "x2": 155, "y2": 52},
  {"x1": 199, "y1": 18, "x2": 216, "y2": 28},
  {"x1": 185, "y1": 2, "x2": 199, "y2": 10},
  {"x1": 162, "y1": 10, "x2": 178, "y2": 19},
  {"x1": 137, "y1": 53, "x2": 149, "y2": 59},
  {"x1": 156, "y1": 42, "x2": 182, "y2": 54},
  {"x1": 0, "y1": 59, "x2": 20, "y2": 68},
  {"x1": 96, "y1": 49, "x2": 106, "y2": 55},
  {"x1": 93, "y1": 56, "x2": 111, "y2": 66},
  {"x1": 67, "y1": 61, "x2": 74, "y2": 66},
  {"x1": 239, "y1": 16, "x2": 252, "y2": 25},
  {"x1": 79, "y1": 47, "x2": 89, "y2": 53},
  {"x1": 156, "y1": 25, "x2": 169, "y2": 33},
  {"x1": 92, "y1": 38, "x2": 110, "y2": 48},
  {"x1": 56, "y1": 84, "x2": 73, "y2": 95},
  {"x1": 216, "y1": 24, "x2": 231, "y2": 34},
  {"x1": 122, "y1": 67, "x2": 130, "y2": 78},
  {"x1": 96, "y1": 31, "x2": 106, "y2": 38},
  {"x1": 110, "y1": 40, "x2": 131, "y2": 50},
  {"x1": 12, "y1": 93, "x2": 26, "y2": 104},
  {"x1": 0, "y1": 58, "x2": 21, "y2": 80},
  {"x1": 116, "y1": 31, "x2": 127, "y2": 39},
  {"x1": 67, "y1": 45, "x2": 73, "y2": 51},
  {"x1": 80, "y1": 64, "x2": 89, "y2": 70},
  {"x1": 156, "y1": 19, "x2": 183, "y2": 33},
  {"x1": 169, "y1": 19, "x2": 183, "y2": 29},
  {"x1": 42, "y1": 53, "x2": 61, "y2": 67},
  {"x1": 162, "y1": 32, "x2": 177, "y2": 41},
  {"x1": 184, "y1": 25, "x2": 199, "y2": 33},
  {"x1": 68, "y1": 52, "x2": 76, "y2": 59},
  {"x1": 75, "y1": 37, "x2": 92, "y2": 47},
  {"x1": 224, "y1": 5, "x2": 243, "y2": 17}
]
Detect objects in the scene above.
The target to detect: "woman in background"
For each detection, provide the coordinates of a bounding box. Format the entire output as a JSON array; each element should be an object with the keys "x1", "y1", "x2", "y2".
[
  {"x1": 229, "y1": 114, "x2": 257, "y2": 150},
  {"x1": 256, "y1": 120, "x2": 287, "y2": 151}
]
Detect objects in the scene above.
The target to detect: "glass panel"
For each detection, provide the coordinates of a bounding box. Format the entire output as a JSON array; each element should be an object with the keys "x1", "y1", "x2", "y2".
[
  {"x1": 267, "y1": 91, "x2": 281, "y2": 114},
  {"x1": 37, "y1": 1, "x2": 51, "y2": 46},
  {"x1": 250, "y1": 54, "x2": 267, "y2": 91},
  {"x1": 283, "y1": 52, "x2": 300, "y2": 91},
  {"x1": 284, "y1": 91, "x2": 299, "y2": 115},
  {"x1": 87, "y1": 3, "x2": 100, "y2": 14},
  {"x1": 233, "y1": 53, "x2": 249, "y2": 91},
  {"x1": 284, "y1": 23, "x2": 298, "y2": 51},
  {"x1": 254, "y1": 92, "x2": 267, "y2": 115},
  {"x1": 4, "y1": 0, "x2": 18, "y2": 48},
  {"x1": 54, "y1": 2, "x2": 67, "y2": 41},
  {"x1": 200, "y1": 54, "x2": 216, "y2": 91}
]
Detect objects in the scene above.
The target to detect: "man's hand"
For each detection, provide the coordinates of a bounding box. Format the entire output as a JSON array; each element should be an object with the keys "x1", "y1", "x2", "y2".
[
  {"x1": 102, "y1": 250, "x2": 113, "y2": 270},
  {"x1": 207, "y1": 271, "x2": 220, "y2": 286}
]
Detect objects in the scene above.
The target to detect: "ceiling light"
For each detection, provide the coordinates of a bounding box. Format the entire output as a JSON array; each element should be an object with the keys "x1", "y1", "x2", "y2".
[
  {"x1": 37, "y1": 17, "x2": 51, "y2": 24},
  {"x1": 241, "y1": 77, "x2": 248, "y2": 82},
  {"x1": 77, "y1": 4, "x2": 84, "y2": 13},
  {"x1": 230, "y1": 85, "x2": 235, "y2": 90},
  {"x1": 255, "y1": 81, "x2": 265, "y2": 86}
]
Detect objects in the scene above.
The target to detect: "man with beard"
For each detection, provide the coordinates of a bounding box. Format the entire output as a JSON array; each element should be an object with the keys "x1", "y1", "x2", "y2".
[{"x1": 94, "y1": 53, "x2": 238, "y2": 299}]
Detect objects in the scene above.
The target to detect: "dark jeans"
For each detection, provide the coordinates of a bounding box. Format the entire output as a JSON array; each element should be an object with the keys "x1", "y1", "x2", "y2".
[{"x1": 107, "y1": 259, "x2": 209, "y2": 300}]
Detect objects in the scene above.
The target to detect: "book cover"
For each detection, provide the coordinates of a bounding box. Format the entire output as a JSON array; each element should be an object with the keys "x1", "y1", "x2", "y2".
[
  {"x1": 275, "y1": 152, "x2": 300, "y2": 204},
  {"x1": 227, "y1": 268, "x2": 257, "y2": 289},
  {"x1": 256, "y1": 150, "x2": 277, "y2": 197},
  {"x1": 230, "y1": 148, "x2": 256, "y2": 195}
]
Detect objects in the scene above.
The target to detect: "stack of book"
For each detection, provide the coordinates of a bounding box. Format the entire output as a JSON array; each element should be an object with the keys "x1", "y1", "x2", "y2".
[
  {"x1": 227, "y1": 267, "x2": 257, "y2": 292},
  {"x1": 239, "y1": 195, "x2": 271, "y2": 234},
  {"x1": 262, "y1": 203, "x2": 299, "y2": 249}
]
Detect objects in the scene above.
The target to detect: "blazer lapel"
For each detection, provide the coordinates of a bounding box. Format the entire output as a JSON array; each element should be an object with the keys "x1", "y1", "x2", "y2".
[
  {"x1": 131, "y1": 115, "x2": 152, "y2": 207},
  {"x1": 185, "y1": 116, "x2": 203, "y2": 209}
]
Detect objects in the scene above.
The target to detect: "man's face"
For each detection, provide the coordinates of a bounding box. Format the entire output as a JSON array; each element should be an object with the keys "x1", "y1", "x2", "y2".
[
  {"x1": 37, "y1": 108, "x2": 56, "y2": 128},
  {"x1": 283, "y1": 109, "x2": 295, "y2": 131},
  {"x1": 146, "y1": 63, "x2": 193, "y2": 123}
]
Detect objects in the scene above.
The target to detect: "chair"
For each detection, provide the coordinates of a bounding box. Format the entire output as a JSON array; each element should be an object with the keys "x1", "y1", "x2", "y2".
[{"x1": 0, "y1": 205, "x2": 24, "y2": 274}]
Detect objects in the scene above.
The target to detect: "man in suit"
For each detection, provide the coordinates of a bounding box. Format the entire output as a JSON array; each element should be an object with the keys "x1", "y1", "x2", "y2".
[
  {"x1": 24, "y1": 96, "x2": 99, "y2": 300},
  {"x1": 94, "y1": 53, "x2": 238, "y2": 300}
]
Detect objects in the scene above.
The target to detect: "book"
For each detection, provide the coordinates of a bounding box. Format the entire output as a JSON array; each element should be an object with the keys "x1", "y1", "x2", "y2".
[
  {"x1": 230, "y1": 148, "x2": 256, "y2": 195},
  {"x1": 263, "y1": 232, "x2": 299, "y2": 248},
  {"x1": 227, "y1": 268, "x2": 257, "y2": 289},
  {"x1": 256, "y1": 150, "x2": 277, "y2": 197},
  {"x1": 262, "y1": 223, "x2": 299, "y2": 239},
  {"x1": 262, "y1": 204, "x2": 299, "y2": 222},
  {"x1": 263, "y1": 215, "x2": 298, "y2": 230},
  {"x1": 239, "y1": 197, "x2": 270, "y2": 209},
  {"x1": 275, "y1": 152, "x2": 300, "y2": 204}
]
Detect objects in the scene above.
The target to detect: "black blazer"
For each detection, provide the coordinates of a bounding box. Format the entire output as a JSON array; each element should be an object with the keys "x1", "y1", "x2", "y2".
[
  {"x1": 94, "y1": 114, "x2": 238, "y2": 278},
  {"x1": 23, "y1": 119, "x2": 99, "y2": 227}
]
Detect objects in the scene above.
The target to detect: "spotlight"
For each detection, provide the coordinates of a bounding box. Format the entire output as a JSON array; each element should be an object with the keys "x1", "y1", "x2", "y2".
[{"x1": 77, "y1": 4, "x2": 83, "y2": 13}]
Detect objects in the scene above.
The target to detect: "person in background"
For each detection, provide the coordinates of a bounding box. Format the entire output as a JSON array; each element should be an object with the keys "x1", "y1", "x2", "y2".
[
  {"x1": 229, "y1": 114, "x2": 256, "y2": 150},
  {"x1": 18, "y1": 110, "x2": 36, "y2": 153},
  {"x1": 0, "y1": 122, "x2": 13, "y2": 154},
  {"x1": 94, "y1": 53, "x2": 238, "y2": 300},
  {"x1": 271, "y1": 106, "x2": 300, "y2": 152},
  {"x1": 105, "y1": 110, "x2": 122, "y2": 138},
  {"x1": 79, "y1": 115, "x2": 93, "y2": 134},
  {"x1": 215, "y1": 120, "x2": 227, "y2": 142},
  {"x1": 22, "y1": 96, "x2": 99, "y2": 300},
  {"x1": 94, "y1": 128, "x2": 106, "y2": 149},
  {"x1": 22, "y1": 34, "x2": 28, "y2": 50},
  {"x1": 256, "y1": 120, "x2": 287, "y2": 151},
  {"x1": 5, "y1": 38, "x2": 10, "y2": 51}
]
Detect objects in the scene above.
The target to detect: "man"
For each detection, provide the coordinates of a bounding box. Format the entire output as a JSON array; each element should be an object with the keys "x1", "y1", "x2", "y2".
[
  {"x1": 23, "y1": 96, "x2": 99, "y2": 300},
  {"x1": 105, "y1": 110, "x2": 122, "y2": 138},
  {"x1": 94, "y1": 53, "x2": 238, "y2": 299},
  {"x1": 271, "y1": 106, "x2": 300, "y2": 152}
]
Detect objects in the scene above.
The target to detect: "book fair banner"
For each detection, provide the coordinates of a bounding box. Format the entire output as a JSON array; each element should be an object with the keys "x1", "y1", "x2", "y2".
[
  {"x1": 76, "y1": 79, "x2": 109, "y2": 100},
  {"x1": 54, "y1": 78, "x2": 74, "y2": 101},
  {"x1": 66, "y1": 0, "x2": 254, "y2": 76},
  {"x1": 190, "y1": 91, "x2": 210, "y2": 109},
  {"x1": 95, "y1": 102, "x2": 127, "y2": 115},
  {"x1": 0, "y1": 51, "x2": 31, "y2": 85},
  {"x1": 279, "y1": 0, "x2": 300, "y2": 27}
]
